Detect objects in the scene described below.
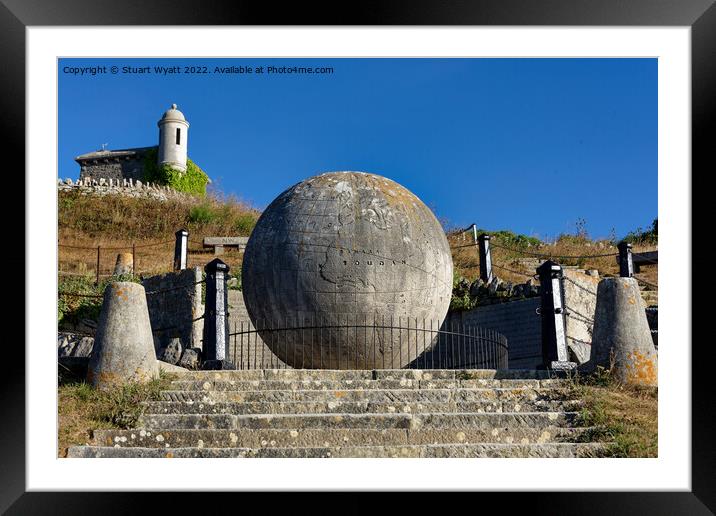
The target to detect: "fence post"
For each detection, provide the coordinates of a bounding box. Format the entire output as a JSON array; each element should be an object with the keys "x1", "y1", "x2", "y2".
[
  {"x1": 536, "y1": 260, "x2": 574, "y2": 370},
  {"x1": 132, "y1": 243, "x2": 136, "y2": 274},
  {"x1": 95, "y1": 246, "x2": 101, "y2": 285},
  {"x1": 618, "y1": 241, "x2": 634, "y2": 277},
  {"x1": 478, "y1": 234, "x2": 493, "y2": 283},
  {"x1": 202, "y1": 258, "x2": 233, "y2": 369},
  {"x1": 174, "y1": 229, "x2": 189, "y2": 271}
]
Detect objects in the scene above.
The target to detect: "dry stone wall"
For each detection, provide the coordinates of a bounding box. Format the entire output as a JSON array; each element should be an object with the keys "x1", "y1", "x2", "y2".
[
  {"x1": 58, "y1": 178, "x2": 193, "y2": 202},
  {"x1": 142, "y1": 267, "x2": 204, "y2": 353}
]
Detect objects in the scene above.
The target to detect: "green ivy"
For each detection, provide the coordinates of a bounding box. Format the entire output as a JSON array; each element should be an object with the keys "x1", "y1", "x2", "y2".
[{"x1": 142, "y1": 147, "x2": 209, "y2": 196}]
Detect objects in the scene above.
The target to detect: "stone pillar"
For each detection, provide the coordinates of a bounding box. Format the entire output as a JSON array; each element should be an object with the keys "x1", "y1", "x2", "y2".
[
  {"x1": 174, "y1": 229, "x2": 189, "y2": 271},
  {"x1": 618, "y1": 242, "x2": 634, "y2": 278},
  {"x1": 478, "y1": 234, "x2": 493, "y2": 284},
  {"x1": 202, "y1": 259, "x2": 233, "y2": 369},
  {"x1": 536, "y1": 260, "x2": 575, "y2": 371},
  {"x1": 590, "y1": 277, "x2": 657, "y2": 386},
  {"x1": 113, "y1": 252, "x2": 134, "y2": 276},
  {"x1": 87, "y1": 282, "x2": 159, "y2": 390},
  {"x1": 191, "y1": 266, "x2": 204, "y2": 350}
]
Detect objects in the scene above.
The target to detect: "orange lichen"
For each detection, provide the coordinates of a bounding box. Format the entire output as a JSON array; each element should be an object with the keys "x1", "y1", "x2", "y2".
[{"x1": 621, "y1": 349, "x2": 657, "y2": 386}]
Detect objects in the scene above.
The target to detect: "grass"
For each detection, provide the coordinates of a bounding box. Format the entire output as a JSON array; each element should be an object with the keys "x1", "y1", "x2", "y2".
[
  {"x1": 57, "y1": 369, "x2": 176, "y2": 458},
  {"x1": 58, "y1": 189, "x2": 259, "y2": 279},
  {"x1": 447, "y1": 228, "x2": 658, "y2": 289},
  {"x1": 565, "y1": 367, "x2": 658, "y2": 457}
]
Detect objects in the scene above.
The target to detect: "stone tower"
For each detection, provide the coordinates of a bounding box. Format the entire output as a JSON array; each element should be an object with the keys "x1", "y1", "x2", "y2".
[{"x1": 157, "y1": 103, "x2": 189, "y2": 172}]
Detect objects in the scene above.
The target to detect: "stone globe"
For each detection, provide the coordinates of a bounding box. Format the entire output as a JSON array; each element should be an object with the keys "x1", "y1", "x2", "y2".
[{"x1": 241, "y1": 171, "x2": 453, "y2": 369}]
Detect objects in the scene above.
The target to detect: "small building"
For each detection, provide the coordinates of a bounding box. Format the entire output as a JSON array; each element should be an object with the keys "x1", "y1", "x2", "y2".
[{"x1": 75, "y1": 104, "x2": 192, "y2": 183}]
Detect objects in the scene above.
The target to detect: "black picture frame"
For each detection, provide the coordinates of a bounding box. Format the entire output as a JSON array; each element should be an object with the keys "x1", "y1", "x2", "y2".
[{"x1": 3, "y1": 1, "x2": 710, "y2": 513}]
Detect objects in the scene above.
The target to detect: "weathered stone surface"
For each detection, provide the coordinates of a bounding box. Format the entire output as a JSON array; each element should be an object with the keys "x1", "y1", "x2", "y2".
[
  {"x1": 113, "y1": 252, "x2": 134, "y2": 276},
  {"x1": 142, "y1": 267, "x2": 204, "y2": 353},
  {"x1": 91, "y1": 426, "x2": 588, "y2": 449},
  {"x1": 67, "y1": 442, "x2": 604, "y2": 458},
  {"x1": 242, "y1": 171, "x2": 453, "y2": 369},
  {"x1": 137, "y1": 411, "x2": 578, "y2": 431},
  {"x1": 590, "y1": 278, "x2": 657, "y2": 386},
  {"x1": 561, "y1": 269, "x2": 600, "y2": 364},
  {"x1": 140, "y1": 398, "x2": 581, "y2": 416},
  {"x1": 58, "y1": 333, "x2": 95, "y2": 358},
  {"x1": 87, "y1": 282, "x2": 159, "y2": 389},
  {"x1": 65, "y1": 366, "x2": 610, "y2": 459},
  {"x1": 157, "y1": 360, "x2": 189, "y2": 374},
  {"x1": 72, "y1": 336, "x2": 95, "y2": 357},
  {"x1": 160, "y1": 386, "x2": 566, "y2": 404},
  {"x1": 158, "y1": 338, "x2": 183, "y2": 365},
  {"x1": 178, "y1": 348, "x2": 202, "y2": 370}
]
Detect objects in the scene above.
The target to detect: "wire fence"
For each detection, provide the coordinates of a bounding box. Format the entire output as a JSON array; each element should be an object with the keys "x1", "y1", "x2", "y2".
[
  {"x1": 58, "y1": 278, "x2": 206, "y2": 337},
  {"x1": 58, "y1": 237, "x2": 225, "y2": 283},
  {"x1": 228, "y1": 316, "x2": 509, "y2": 371},
  {"x1": 450, "y1": 235, "x2": 658, "y2": 291}
]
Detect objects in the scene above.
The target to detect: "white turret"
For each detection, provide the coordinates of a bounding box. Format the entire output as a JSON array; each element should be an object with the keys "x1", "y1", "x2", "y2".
[{"x1": 157, "y1": 103, "x2": 189, "y2": 172}]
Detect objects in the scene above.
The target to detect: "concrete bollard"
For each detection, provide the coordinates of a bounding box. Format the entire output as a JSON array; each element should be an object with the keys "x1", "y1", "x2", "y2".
[
  {"x1": 87, "y1": 282, "x2": 159, "y2": 390},
  {"x1": 113, "y1": 252, "x2": 134, "y2": 276},
  {"x1": 590, "y1": 277, "x2": 657, "y2": 386}
]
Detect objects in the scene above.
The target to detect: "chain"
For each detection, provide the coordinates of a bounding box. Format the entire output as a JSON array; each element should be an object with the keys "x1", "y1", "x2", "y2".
[
  {"x1": 634, "y1": 275, "x2": 658, "y2": 289},
  {"x1": 58, "y1": 239, "x2": 174, "y2": 251},
  {"x1": 490, "y1": 241, "x2": 618, "y2": 260},
  {"x1": 563, "y1": 276, "x2": 598, "y2": 296},
  {"x1": 491, "y1": 262, "x2": 536, "y2": 278},
  {"x1": 565, "y1": 309, "x2": 595, "y2": 326},
  {"x1": 566, "y1": 335, "x2": 592, "y2": 346}
]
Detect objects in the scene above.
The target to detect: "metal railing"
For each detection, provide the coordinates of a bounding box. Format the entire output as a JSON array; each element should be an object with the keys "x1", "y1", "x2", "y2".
[{"x1": 227, "y1": 315, "x2": 508, "y2": 371}]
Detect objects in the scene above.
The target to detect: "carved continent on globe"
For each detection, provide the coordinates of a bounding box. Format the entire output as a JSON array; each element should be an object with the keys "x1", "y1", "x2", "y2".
[{"x1": 242, "y1": 171, "x2": 453, "y2": 369}]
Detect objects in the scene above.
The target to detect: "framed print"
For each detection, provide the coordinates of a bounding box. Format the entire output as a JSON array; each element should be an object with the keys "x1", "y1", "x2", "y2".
[{"x1": 4, "y1": 0, "x2": 713, "y2": 512}]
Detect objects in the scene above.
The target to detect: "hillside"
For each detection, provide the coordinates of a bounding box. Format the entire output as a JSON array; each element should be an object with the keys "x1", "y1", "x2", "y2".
[{"x1": 59, "y1": 189, "x2": 260, "y2": 278}]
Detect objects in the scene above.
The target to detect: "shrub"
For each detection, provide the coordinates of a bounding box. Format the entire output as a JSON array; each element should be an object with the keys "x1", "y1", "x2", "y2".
[
  {"x1": 623, "y1": 218, "x2": 658, "y2": 245},
  {"x1": 188, "y1": 203, "x2": 217, "y2": 224},
  {"x1": 142, "y1": 147, "x2": 209, "y2": 196},
  {"x1": 234, "y1": 213, "x2": 257, "y2": 235}
]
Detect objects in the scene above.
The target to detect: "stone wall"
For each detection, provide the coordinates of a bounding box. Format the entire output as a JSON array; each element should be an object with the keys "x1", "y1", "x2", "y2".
[
  {"x1": 78, "y1": 155, "x2": 146, "y2": 183},
  {"x1": 448, "y1": 297, "x2": 543, "y2": 370},
  {"x1": 58, "y1": 178, "x2": 192, "y2": 202},
  {"x1": 562, "y1": 269, "x2": 601, "y2": 364},
  {"x1": 142, "y1": 267, "x2": 204, "y2": 353}
]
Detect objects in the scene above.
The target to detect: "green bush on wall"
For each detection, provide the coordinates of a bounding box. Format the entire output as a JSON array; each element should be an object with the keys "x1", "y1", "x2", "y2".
[{"x1": 142, "y1": 147, "x2": 209, "y2": 196}]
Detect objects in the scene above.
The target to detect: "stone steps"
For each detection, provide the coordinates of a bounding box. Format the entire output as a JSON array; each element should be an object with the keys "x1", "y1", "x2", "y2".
[
  {"x1": 173, "y1": 369, "x2": 554, "y2": 381},
  {"x1": 137, "y1": 411, "x2": 579, "y2": 430},
  {"x1": 88, "y1": 426, "x2": 593, "y2": 448},
  {"x1": 161, "y1": 387, "x2": 569, "y2": 403},
  {"x1": 68, "y1": 369, "x2": 601, "y2": 458},
  {"x1": 169, "y1": 378, "x2": 565, "y2": 392},
  {"x1": 68, "y1": 442, "x2": 605, "y2": 458},
  {"x1": 142, "y1": 399, "x2": 583, "y2": 415}
]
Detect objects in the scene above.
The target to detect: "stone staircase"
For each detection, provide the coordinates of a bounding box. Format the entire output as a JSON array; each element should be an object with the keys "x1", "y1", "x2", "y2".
[{"x1": 67, "y1": 369, "x2": 605, "y2": 458}]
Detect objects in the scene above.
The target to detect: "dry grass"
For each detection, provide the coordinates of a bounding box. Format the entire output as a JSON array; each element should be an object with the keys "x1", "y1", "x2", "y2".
[
  {"x1": 58, "y1": 190, "x2": 259, "y2": 278},
  {"x1": 567, "y1": 369, "x2": 658, "y2": 457},
  {"x1": 447, "y1": 232, "x2": 658, "y2": 288},
  {"x1": 57, "y1": 370, "x2": 176, "y2": 457},
  {"x1": 58, "y1": 189, "x2": 657, "y2": 292}
]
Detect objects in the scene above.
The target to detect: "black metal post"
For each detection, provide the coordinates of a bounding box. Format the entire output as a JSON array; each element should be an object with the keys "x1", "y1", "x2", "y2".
[
  {"x1": 536, "y1": 260, "x2": 573, "y2": 370},
  {"x1": 478, "y1": 234, "x2": 493, "y2": 284},
  {"x1": 618, "y1": 241, "x2": 634, "y2": 277},
  {"x1": 174, "y1": 228, "x2": 189, "y2": 271},
  {"x1": 202, "y1": 258, "x2": 233, "y2": 369},
  {"x1": 95, "y1": 246, "x2": 101, "y2": 285}
]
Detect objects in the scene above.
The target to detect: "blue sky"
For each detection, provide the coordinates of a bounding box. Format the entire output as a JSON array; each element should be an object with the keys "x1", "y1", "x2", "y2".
[{"x1": 58, "y1": 58, "x2": 657, "y2": 240}]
